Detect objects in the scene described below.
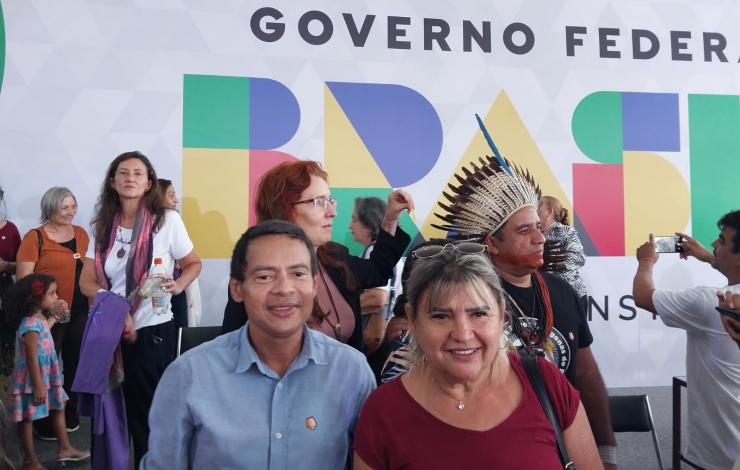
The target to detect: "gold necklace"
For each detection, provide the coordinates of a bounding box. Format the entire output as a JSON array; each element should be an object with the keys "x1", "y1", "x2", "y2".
[{"x1": 428, "y1": 368, "x2": 491, "y2": 411}]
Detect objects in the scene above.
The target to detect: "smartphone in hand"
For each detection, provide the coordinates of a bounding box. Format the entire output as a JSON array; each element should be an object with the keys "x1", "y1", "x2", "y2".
[
  {"x1": 654, "y1": 236, "x2": 684, "y2": 253},
  {"x1": 716, "y1": 306, "x2": 740, "y2": 322}
]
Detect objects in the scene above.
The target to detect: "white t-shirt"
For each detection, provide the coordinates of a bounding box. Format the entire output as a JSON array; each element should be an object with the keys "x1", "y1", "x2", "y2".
[
  {"x1": 86, "y1": 210, "x2": 194, "y2": 331},
  {"x1": 653, "y1": 284, "x2": 740, "y2": 470}
]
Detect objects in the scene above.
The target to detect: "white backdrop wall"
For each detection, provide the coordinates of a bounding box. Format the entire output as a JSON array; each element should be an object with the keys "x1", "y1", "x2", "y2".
[{"x1": 1, "y1": 0, "x2": 739, "y2": 387}]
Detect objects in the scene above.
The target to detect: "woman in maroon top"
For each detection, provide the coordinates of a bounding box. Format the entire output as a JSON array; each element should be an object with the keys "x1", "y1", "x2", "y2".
[
  {"x1": 0, "y1": 186, "x2": 21, "y2": 286},
  {"x1": 353, "y1": 245, "x2": 602, "y2": 470},
  {"x1": 0, "y1": 185, "x2": 22, "y2": 379}
]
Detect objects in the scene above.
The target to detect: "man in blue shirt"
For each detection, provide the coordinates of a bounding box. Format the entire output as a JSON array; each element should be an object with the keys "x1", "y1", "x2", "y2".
[{"x1": 141, "y1": 220, "x2": 376, "y2": 470}]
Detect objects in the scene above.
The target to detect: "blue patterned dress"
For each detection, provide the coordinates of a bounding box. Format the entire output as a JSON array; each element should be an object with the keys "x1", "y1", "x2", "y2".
[{"x1": 6, "y1": 316, "x2": 68, "y2": 421}]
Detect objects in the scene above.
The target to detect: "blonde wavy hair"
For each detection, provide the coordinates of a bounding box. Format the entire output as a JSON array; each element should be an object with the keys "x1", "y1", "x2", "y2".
[{"x1": 404, "y1": 248, "x2": 511, "y2": 379}]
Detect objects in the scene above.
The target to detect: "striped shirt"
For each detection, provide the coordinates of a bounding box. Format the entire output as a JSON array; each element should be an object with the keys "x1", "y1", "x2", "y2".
[{"x1": 544, "y1": 223, "x2": 588, "y2": 297}]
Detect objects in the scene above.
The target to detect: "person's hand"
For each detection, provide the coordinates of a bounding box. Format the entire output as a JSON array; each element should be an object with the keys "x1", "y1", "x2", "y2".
[
  {"x1": 50, "y1": 300, "x2": 69, "y2": 318},
  {"x1": 384, "y1": 316, "x2": 409, "y2": 345},
  {"x1": 636, "y1": 234, "x2": 659, "y2": 264},
  {"x1": 34, "y1": 386, "x2": 47, "y2": 405},
  {"x1": 161, "y1": 275, "x2": 183, "y2": 295},
  {"x1": 122, "y1": 313, "x2": 137, "y2": 343},
  {"x1": 0, "y1": 258, "x2": 7, "y2": 272},
  {"x1": 385, "y1": 189, "x2": 415, "y2": 222},
  {"x1": 543, "y1": 261, "x2": 566, "y2": 273},
  {"x1": 718, "y1": 291, "x2": 740, "y2": 343},
  {"x1": 676, "y1": 232, "x2": 714, "y2": 263}
]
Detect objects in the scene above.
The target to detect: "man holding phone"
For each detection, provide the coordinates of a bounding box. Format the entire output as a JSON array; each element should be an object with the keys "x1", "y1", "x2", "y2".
[{"x1": 632, "y1": 210, "x2": 740, "y2": 470}]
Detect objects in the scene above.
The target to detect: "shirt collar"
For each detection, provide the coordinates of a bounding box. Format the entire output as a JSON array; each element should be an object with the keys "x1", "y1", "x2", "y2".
[{"x1": 235, "y1": 323, "x2": 329, "y2": 377}]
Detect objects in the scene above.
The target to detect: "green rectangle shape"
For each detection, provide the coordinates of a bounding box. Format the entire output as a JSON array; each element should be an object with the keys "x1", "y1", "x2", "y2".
[
  {"x1": 183, "y1": 74, "x2": 250, "y2": 149},
  {"x1": 689, "y1": 94, "x2": 740, "y2": 247},
  {"x1": 330, "y1": 188, "x2": 419, "y2": 257}
]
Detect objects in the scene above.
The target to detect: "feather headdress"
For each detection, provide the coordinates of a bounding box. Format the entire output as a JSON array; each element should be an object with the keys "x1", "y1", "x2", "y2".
[{"x1": 432, "y1": 154, "x2": 541, "y2": 240}]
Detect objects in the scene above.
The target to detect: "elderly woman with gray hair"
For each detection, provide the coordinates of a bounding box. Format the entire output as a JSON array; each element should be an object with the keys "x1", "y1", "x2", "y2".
[
  {"x1": 16, "y1": 186, "x2": 89, "y2": 439},
  {"x1": 353, "y1": 244, "x2": 602, "y2": 469}
]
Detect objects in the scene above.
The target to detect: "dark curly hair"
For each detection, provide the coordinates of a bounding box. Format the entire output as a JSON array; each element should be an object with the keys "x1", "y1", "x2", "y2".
[
  {"x1": 5, "y1": 274, "x2": 56, "y2": 330},
  {"x1": 91, "y1": 151, "x2": 166, "y2": 245},
  {"x1": 718, "y1": 210, "x2": 740, "y2": 254}
]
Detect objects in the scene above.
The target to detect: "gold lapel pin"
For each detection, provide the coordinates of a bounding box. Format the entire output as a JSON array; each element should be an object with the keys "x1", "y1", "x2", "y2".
[{"x1": 306, "y1": 417, "x2": 317, "y2": 430}]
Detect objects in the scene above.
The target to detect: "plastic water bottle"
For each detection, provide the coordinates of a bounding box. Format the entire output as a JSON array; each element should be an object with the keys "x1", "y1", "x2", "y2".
[{"x1": 149, "y1": 258, "x2": 168, "y2": 315}]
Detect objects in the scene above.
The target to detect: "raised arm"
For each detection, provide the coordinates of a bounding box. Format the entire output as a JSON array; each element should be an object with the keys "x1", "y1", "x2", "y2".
[
  {"x1": 380, "y1": 189, "x2": 414, "y2": 237},
  {"x1": 633, "y1": 235, "x2": 659, "y2": 314},
  {"x1": 676, "y1": 232, "x2": 714, "y2": 263}
]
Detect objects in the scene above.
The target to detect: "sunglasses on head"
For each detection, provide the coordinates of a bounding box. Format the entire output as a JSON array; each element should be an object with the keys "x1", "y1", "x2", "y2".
[{"x1": 412, "y1": 242, "x2": 487, "y2": 259}]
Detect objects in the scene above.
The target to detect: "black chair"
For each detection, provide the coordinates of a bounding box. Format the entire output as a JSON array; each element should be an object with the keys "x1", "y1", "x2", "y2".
[
  {"x1": 177, "y1": 326, "x2": 222, "y2": 356},
  {"x1": 609, "y1": 394, "x2": 664, "y2": 470}
]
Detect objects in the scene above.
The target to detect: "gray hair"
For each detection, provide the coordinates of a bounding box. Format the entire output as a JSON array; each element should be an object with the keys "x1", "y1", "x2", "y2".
[
  {"x1": 406, "y1": 248, "x2": 510, "y2": 374},
  {"x1": 354, "y1": 197, "x2": 386, "y2": 241},
  {"x1": 40, "y1": 186, "x2": 76, "y2": 224}
]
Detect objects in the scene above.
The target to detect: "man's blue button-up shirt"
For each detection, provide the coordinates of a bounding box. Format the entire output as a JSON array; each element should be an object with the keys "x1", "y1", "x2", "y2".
[{"x1": 140, "y1": 323, "x2": 376, "y2": 470}]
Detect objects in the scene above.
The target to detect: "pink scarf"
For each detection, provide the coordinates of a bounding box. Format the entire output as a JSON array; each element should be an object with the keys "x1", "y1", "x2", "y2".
[{"x1": 94, "y1": 208, "x2": 154, "y2": 316}]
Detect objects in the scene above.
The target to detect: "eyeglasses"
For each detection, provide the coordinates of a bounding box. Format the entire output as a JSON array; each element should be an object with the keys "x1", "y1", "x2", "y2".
[
  {"x1": 412, "y1": 242, "x2": 487, "y2": 259},
  {"x1": 292, "y1": 197, "x2": 337, "y2": 211}
]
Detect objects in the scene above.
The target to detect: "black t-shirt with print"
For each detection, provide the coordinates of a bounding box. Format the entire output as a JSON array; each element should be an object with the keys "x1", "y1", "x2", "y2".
[{"x1": 502, "y1": 273, "x2": 593, "y2": 385}]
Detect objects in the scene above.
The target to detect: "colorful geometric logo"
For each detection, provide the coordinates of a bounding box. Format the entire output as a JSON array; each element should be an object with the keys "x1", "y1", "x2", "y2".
[
  {"x1": 571, "y1": 91, "x2": 689, "y2": 256},
  {"x1": 182, "y1": 75, "x2": 740, "y2": 259},
  {"x1": 182, "y1": 75, "x2": 299, "y2": 258},
  {"x1": 569, "y1": 92, "x2": 740, "y2": 255},
  {"x1": 686, "y1": 94, "x2": 740, "y2": 248},
  {"x1": 324, "y1": 82, "x2": 442, "y2": 255}
]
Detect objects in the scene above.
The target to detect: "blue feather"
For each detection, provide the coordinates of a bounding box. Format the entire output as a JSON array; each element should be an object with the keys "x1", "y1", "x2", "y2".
[{"x1": 475, "y1": 114, "x2": 512, "y2": 175}]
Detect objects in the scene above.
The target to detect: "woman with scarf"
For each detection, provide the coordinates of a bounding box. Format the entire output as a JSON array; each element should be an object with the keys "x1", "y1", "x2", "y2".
[{"x1": 79, "y1": 151, "x2": 202, "y2": 469}]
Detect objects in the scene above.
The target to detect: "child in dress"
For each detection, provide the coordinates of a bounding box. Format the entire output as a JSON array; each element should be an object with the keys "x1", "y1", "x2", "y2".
[{"x1": 5, "y1": 274, "x2": 89, "y2": 470}]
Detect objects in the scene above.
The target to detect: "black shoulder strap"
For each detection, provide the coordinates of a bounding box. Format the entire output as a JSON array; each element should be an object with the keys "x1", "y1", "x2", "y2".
[
  {"x1": 33, "y1": 229, "x2": 43, "y2": 258},
  {"x1": 518, "y1": 350, "x2": 575, "y2": 470}
]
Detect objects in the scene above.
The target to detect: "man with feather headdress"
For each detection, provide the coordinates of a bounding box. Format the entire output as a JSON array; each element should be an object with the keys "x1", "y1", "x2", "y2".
[{"x1": 429, "y1": 122, "x2": 617, "y2": 468}]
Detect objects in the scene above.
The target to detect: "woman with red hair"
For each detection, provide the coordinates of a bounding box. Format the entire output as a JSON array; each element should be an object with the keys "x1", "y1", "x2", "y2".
[{"x1": 221, "y1": 160, "x2": 412, "y2": 353}]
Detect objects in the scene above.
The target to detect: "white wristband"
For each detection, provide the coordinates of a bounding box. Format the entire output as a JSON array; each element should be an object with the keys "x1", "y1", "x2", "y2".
[{"x1": 597, "y1": 445, "x2": 617, "y2": 465}]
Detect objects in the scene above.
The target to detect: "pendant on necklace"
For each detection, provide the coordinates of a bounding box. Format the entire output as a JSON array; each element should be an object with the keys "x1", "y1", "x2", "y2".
[
  {"x1": 458, "y1": 402, "x2": 465, "y2": 410},
  {"x1": 333, "y1": 323, "x2": 341, "y2": 339},
  {"x1": 117, "y1": 246, "x2": 126, "y2": 259}
]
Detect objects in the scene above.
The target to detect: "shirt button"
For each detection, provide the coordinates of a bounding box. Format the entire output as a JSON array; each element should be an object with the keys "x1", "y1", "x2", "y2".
[
  {"x1": 275, "y1": 432, "x2": 282, "y2": 439},
  {"x1": 277, "y1": 382, "x2": 283, "y2": 388}
]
